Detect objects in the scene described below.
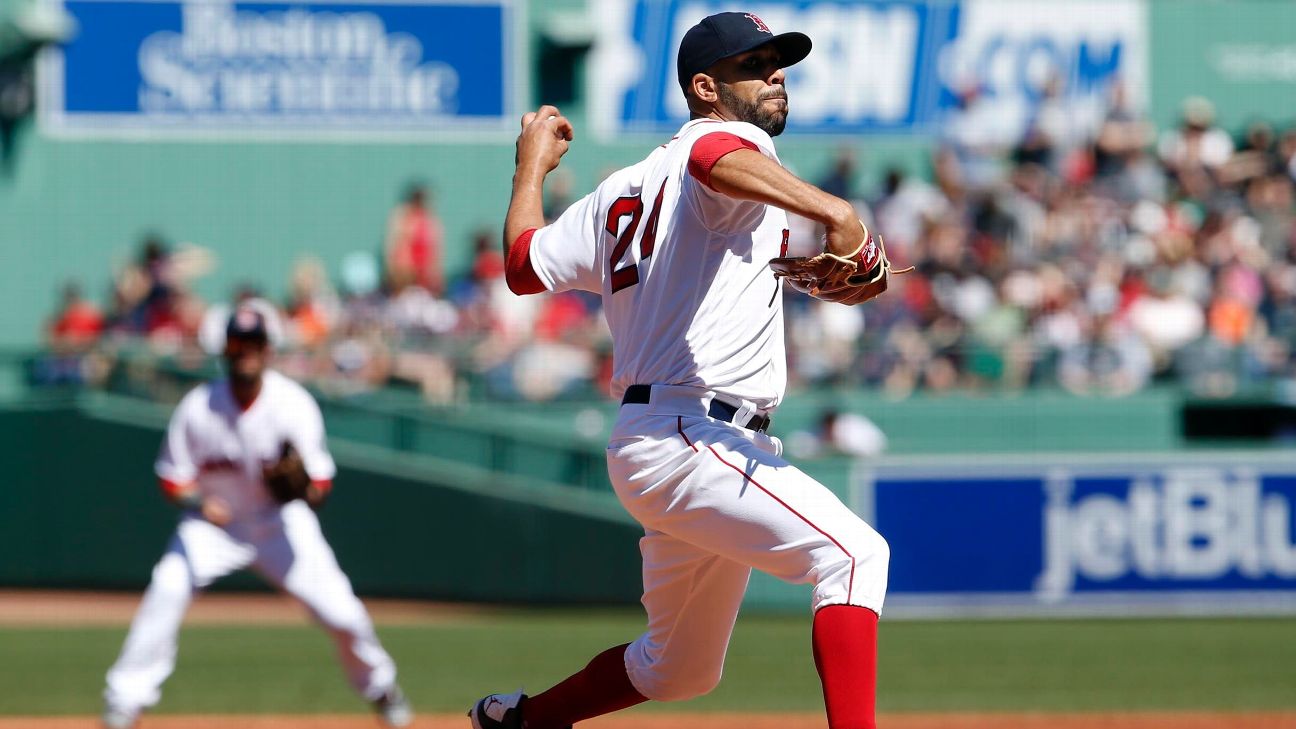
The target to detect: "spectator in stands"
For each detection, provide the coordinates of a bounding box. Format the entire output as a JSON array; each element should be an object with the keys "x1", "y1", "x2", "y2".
[
  {"x1": 105, "y1": 234, "x2": 173, "y2": 335},
  {"x1": 788, "y1": 409, "x2": 888, "y2": 460},
  {"x1": 941, "y1": 83, "x2": 1009, "y2": 191},
  {"x1": 872, "y1": 166, "x2": 948, "y2": 263},
  {"x1": 449, "y1": 228, "x2": 509, "y2": 339},
  {"x1": 1248, "y1": 171, "x2": 1295, "y2": 258},
  {"x1": 102, "y1": 233, "x2": 213, "y2": 355},
  {"x1": 33, "y1": 281, "x2": 107, "y2": 386},
  {"x1": 1015, "y1": 74, "x2": 1080, "y2": 175},
  {"x1": 285, "y1": 257, "x2": 338, "y2": 350},
  {"x1": 1126, "y1": 266, "x2": 1206, "y2": 374},
  {"x1": 384, "y1": 182, "x2": 445, "y2": 296},
  {"x1": 323, "y1": 253, "x2": 394, "y2": 396},
  {"x1": 1057, "y1": 315, "x2": 1152, "y2": 396},
  {"x1": 1159, "y1": 97, "x2": 1235, "y2": 200},
  {"x1": 1093, "y1": 82, "x2": 1162, "y2": 204},
  {"x1": 818, "y1": 147, "x2": 858, "y2": 201},
  {"x1": 469, "y1": 228, "x2": 506, "y2": 286},
  {"x1": 1280, "y1": 128, "x2": 1296, "y2": 182},
  {"x1": 787, "y1": 298, "x2": 866, "y2": 386},
  {"x1": 47, "y1": 281, "x2": 103, "y2": 350},
  {"x1": 1259, "y1": 263, "x2": 1296, "y2": 365}
]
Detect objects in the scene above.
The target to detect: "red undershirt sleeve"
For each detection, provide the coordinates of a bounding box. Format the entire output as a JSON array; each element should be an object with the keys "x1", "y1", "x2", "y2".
[
  {"x1": 505, "y1": 228, "x2": 547, "y2": 295},
  {"x1": 687, "y1": 132, "x2": 761, "y2": 191},
  {"x1": 159, "y1": 478, "x2": 186, "y2": 498}
]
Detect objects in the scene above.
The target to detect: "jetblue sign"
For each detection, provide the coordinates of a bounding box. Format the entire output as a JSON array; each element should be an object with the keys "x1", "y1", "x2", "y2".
[
  {"x1": 41, "y1": 0, "x2": 520, "y2": 138},
  {"x1": 858, "y1": 453, "x2": 1296, "y2": 616},
  {"x1": 588, "y1": 0, "x2": 1147, "y2": 139},
  {"x1": 1037, "y1": 467, "x2": 1296, "y2": 597}
]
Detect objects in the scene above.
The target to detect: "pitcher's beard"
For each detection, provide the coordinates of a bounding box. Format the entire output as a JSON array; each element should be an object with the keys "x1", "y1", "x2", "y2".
[{"x1": 718, "y1": 83, "x2": 788, "y2": 137}]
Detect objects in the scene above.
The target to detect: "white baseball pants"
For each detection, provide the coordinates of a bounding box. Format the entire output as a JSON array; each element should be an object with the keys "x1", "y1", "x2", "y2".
[
  {"x1": 607, "y1": 386, "x2": 889, "y2": 702},
  {"x1": 104, "y1": 501, "x2": 397, "y2": 711}
]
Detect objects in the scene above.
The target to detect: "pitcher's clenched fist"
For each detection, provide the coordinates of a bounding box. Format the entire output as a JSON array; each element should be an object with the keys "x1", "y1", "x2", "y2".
[{"x1": 514, "y1": 105, "x2": 573, "y2": 173}]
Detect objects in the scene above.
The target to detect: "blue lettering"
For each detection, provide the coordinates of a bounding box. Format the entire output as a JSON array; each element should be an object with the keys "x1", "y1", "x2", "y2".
[
  {"x1": 1075, "y1": 40, "x2": 1123, "y2": 92},
  {"x1": 1015, "y1": 37, "x2": 1065, "y2": 103},
  {"x1": 974, "y1": 35, "x2": 1008, "y2": 98}
]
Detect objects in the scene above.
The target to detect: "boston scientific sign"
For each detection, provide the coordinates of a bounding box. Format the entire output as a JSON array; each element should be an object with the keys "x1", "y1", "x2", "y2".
[{"x1": 41, "y1": 0, "x2": 521, "y2": 138}]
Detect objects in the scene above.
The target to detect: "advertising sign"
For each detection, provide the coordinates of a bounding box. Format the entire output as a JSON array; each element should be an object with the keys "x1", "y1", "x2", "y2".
[
  {"x1": 40, "y1": 0, "x2": 521, "y2": 138},
  {"x1": 856, "y1": 452, "x2": 1296, "y2": 616},
  {"x1": 587, "y1": 0, "x2": 1147, "y2": 140}
]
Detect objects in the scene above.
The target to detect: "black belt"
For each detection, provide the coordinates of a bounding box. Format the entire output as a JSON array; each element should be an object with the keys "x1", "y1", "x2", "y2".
[{"x1": 621, "y1": 384, "x2": 772, "y2": 433}]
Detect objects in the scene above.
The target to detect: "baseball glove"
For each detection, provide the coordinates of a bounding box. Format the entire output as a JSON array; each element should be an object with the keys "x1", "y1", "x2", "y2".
[
  {"x1": 263, "y1": 441, "x2": 311, "y2": 504},
  {"x1": 769, "y1": 222, "x2": 911, "y2": 305}
]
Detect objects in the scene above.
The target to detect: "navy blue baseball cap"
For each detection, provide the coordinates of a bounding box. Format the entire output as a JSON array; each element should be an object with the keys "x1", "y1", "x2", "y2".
[
  {"x1": 676, "y1": 11, "x2": 812, "y2": 94},
  {"x1": 226, "y1": 306, "x2": 269, "y2": 343}
]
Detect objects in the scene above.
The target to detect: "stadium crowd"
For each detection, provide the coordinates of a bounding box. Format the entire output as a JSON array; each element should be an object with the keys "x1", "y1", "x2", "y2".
[{"x1": 41, "y1": 92, "x2": 1296, "y2": 402}]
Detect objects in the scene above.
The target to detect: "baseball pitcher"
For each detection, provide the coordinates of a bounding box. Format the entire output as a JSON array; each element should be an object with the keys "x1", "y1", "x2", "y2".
[
  {"x1": 470, "y1": 11, "x2": 892, "y2": 729},
  {"x1": 101, "y1": 305, "x2": 412, "y2": 729}
]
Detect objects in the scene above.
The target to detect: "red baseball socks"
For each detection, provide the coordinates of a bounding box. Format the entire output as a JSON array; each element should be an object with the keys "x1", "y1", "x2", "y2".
[
  {"x1": 813, "y1": 604, "x2": 880, "y2": 729},
  {"x1": 522, "y1": 643, "x2": 647, "y2": 729}
]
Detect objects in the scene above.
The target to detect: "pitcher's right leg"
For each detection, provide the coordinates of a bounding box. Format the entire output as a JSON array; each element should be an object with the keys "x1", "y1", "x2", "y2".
[
  {"x1": 622, "y1": 532, "x2": 752, "y2": 702},
  {"x1": 470, "y1": 531, "x2": 750, "y2": 729}
]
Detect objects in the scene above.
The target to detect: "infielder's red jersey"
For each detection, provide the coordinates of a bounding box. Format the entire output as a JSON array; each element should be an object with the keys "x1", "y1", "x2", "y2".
[{"x1": 529, "y1": 119, "x2": 790, "y2": 410}]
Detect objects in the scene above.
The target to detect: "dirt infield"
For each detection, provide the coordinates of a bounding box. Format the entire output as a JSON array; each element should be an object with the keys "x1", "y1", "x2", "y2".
[
  {"x1": 2, "y1": 713, "x2": 1295, "y2": 729},
  {"x1": 0, "y1": 590, "x2": 477, "y2": 627}
]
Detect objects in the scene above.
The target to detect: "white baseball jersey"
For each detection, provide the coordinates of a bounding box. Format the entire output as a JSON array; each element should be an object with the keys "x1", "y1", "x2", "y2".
[
  {"x1": 156, "y1": 369, "x2": 335, "y2": 520},
  {"x1": 106, "y1": 369, "x2": 398, "y2": 714},
  {"x1": 529, "y1": 119, "x2": 791, "y2": 410}
]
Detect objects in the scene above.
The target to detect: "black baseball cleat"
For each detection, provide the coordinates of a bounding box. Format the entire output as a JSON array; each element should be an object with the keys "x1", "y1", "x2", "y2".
[
  {"x1": 468, "y1": 690, "x2": 524, "y2": 729},
  {"x1": 467, "y1": 690, "x2": 573, "y2": 729}
]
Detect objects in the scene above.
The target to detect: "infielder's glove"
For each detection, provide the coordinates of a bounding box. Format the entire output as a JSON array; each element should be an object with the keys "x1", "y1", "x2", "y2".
[
  {"x1": 768, "y1": 222, "x2": 911, "y2": 305},
  {"x1": 262, "y1": 441, "x2": 311, "y2": 504}
]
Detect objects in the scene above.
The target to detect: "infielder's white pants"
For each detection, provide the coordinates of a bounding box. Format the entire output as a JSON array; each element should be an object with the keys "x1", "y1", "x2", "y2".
[
  {"x1": 608, "y1": 387, "x2": 889, "y2": 702},
  {"x1": 104, "y1": 501, "x2": 397, "y2": 710}
]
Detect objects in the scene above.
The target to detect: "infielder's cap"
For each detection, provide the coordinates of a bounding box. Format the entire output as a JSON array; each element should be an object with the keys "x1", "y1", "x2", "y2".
[
  {"x1": 676, "y1": 11, "x2": 812, "y2": 93},
  {"x1": 226, "y1": 306, "x2": 269, "y2": 343}
]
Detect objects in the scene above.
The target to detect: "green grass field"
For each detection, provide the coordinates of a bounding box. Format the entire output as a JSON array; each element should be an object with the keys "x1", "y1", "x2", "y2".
[{"x1": 2, "y1": 611, "x2": 1293, "y2": 716}]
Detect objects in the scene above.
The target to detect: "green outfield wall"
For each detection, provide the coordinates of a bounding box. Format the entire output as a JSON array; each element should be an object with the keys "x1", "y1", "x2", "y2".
[
  {"x1": 0, "y1": 391, "x2": 851, "y2": 611},
  {"x1": 1149, "y1": 1, "x2": 1296, "y2": 133},
  {"x1": 2, "y1": 377, "x2": 1291, "y2": 613},
  {"x1": 0, "y1": 381, "x2": 1214, "y2": 611},
  {"x1": 0, "y1": 396, "x2": 646, "y2": 603},
  {"x1": 0, "y1": 345, "x2": 1266, "y2": 612}
]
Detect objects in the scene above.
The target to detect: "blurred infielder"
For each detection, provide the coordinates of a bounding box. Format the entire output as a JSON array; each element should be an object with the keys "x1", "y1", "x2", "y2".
[
  {"x1": 471, "y1": 11, "x2": 891, "y2": 729},
  {"x1": 102, "y1": 304, "x2": 412, "y2": 729}
]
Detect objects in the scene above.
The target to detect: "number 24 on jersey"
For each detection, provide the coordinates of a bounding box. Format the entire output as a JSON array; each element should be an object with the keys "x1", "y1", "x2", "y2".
[{"x1": 605, "y1": 179, "x2": 667, "y2": 294}]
